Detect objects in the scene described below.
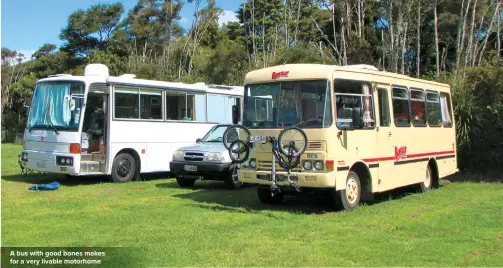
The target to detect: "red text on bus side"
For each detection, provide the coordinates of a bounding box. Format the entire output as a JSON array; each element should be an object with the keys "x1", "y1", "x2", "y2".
[
  {"x1": 395, "y1": 146, "x2": 407, "y2": 161},
  {"x1": 272, "y1": 71, "x2": 289, "y2": 79}
]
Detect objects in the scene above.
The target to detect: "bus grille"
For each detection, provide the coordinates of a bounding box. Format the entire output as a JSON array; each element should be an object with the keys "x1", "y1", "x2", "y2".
[
  {"x1": 257, "y1": 160, "x2": 301, "y2": 172},
  {"x1": 307, "y1": 141, "x2": 323, "y2": 150},
  {"x1": 184, "y1": 152, "x2": 204, "y2": 161}
]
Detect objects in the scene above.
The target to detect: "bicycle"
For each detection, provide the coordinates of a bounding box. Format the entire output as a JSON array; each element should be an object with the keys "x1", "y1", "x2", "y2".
[{"x1": 222, "y1": 125, "x2": 308, "y2": 195}]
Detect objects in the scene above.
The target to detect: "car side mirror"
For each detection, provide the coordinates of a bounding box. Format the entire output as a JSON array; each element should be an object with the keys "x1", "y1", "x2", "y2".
[
  {"x1": 196, "y1": 138, "x2": 201, "y2": 143},
  {"x1": 232, "y1": 105, "x2": 240, "y2": 125}
]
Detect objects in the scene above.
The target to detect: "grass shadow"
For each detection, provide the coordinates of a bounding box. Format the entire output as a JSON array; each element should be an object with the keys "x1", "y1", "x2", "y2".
[
  {"x1": 160, "y1": 179, "x2": 450, "y2": 215},
  {"x1": 445, "y1": 171, "x2": 503, "y2": 183},
  {"x1": 1, "y1": 173, "x2": 111, "y2": 187}
]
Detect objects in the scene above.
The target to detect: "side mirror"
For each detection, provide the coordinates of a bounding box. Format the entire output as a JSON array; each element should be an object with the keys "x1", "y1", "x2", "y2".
[
  {"x1": 232, "y1": 105, "x2": 240, "y2": 125},
  {"x1": 196, "y1": 138, "x2": 201, "y2": 143}
]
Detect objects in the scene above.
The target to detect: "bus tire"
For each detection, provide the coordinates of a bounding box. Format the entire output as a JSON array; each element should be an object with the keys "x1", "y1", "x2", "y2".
[
  {"x1": 417, "y1": 164, "x2": 434, "y2": 193},
  {"x1": 176, "y1": 177, "x2": 196, "y2": 188},
  {"x1": 224, "y1": 165, "x2": 243, "y2": 190},
  {"x1": 257, "y1": 186, "x2": 283, "y2": 204},
  {"x1": 333, "y1": 171, "x2": 361, "y2": 211},
  {"x1": 111, "y1": 153, "x2": 136, "y2": 183}
]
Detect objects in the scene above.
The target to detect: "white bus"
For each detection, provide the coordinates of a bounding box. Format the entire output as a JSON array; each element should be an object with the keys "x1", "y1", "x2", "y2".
[{"x1": 19, "y1": 64, "x2": 243, "y2": 182}]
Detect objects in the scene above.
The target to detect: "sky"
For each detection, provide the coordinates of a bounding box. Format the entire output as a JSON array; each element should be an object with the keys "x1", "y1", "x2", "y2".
[{"x1": 1, "y1": 0, "x2": 242, "y2": 60}]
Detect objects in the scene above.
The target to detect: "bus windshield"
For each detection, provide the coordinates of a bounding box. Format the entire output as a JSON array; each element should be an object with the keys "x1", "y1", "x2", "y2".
[
  {"x1": 243, "y1": 80, "x2": 332, "y2": 128},
  {"x1": 26, "y1": 81, "x2": 85, "y2": 132}
]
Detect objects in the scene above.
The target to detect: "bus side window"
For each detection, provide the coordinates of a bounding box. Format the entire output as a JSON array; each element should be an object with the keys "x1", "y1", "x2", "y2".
[
  {"x1": 377, "y1": 88, "x2": 390, "y2": 126},
  {"x1": 439, "y1": 92, "x2": 453, "y2": 127},
  {"x1": 392, "y1": 87, "x2": 410, "y2": 127},
  {"x1": 410, "y1": 89, "x2": 426, "y2": 127},
  {"x1": 426, "y1": 91, "x2": 441, "y2": 127}
]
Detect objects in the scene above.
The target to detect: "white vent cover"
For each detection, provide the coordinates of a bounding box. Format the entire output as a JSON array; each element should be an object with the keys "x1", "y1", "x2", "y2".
[
  {"x1": 84, "y1": 64, "x2": 109, "y2": 77},
  {"x1": 118, "y1": 74, "x2": 136, "y2": 79},
  {"x1": 344, "y1": 64, "x2": 379, "y2": 71}
]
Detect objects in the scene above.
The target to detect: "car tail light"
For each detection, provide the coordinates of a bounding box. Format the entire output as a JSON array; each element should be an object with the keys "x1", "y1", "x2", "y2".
[{"x1": 69, "y1": 143, "x2": 81, "y2": 154}]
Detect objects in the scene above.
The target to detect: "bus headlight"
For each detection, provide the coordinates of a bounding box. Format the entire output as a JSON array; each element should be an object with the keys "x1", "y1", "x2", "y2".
[
  {"x1": 173, "y1": 150, "x2": 184, "y2": 160},
  {"x1": 303, "y1": 160, "x2": 312, "y2": 170},
  {"x1": 207, "y1": 152, "x2": 224, "y2": 162},
  {"x1": 249, "y1": 158, "x2": 257, "y2": 168},
  {"x1": 314, "y1": 161, "x2": 324, "y2": 170}
]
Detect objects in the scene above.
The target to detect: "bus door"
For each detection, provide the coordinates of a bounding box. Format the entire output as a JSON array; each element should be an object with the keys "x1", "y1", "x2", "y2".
[
  {"x1": 374, "y1": 84, "x2": 395, "y2": 192},
  {"x1": 81, "y1": 91, "x2": 108, "y2": 173}
]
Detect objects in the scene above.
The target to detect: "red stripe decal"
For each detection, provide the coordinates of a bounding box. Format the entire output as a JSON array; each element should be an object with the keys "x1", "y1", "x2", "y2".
[{"x1": 362, "y1": 150, "x2": 455, "y2": 163}]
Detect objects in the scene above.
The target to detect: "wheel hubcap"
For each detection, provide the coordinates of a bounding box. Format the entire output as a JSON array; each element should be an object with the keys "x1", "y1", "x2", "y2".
[
  {"x1": 346, "y1": 178, "x2": 359, "y2": 204},
  {"x1": 346, "y1": 178, "x2": 358, "y2": 204},
  {"x1": 117, "y1": 158, "x2": 131, "y2": 177}
]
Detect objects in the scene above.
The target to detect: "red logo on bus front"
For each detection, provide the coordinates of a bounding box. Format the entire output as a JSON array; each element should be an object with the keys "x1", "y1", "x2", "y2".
[
  {"x1": 395, "y1": 146, "x2": 407, "y2": 161},
  {"x1": 272, "y1": 71, "x2": 289, "y2": 79}
]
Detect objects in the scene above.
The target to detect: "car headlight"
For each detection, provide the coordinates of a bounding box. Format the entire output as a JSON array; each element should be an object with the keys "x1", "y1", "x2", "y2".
[
  {"x1": 173, "y1": 150, "x2": 184, "y2": 160},
  {"x1": 314, "y1": 161, "x2": 324, "y2": 170},
  {"x1": 21, "y1": 152, "x2": 28, "y2": 162},
  {"x1": 207, "y1": 152, "x2": 224, "y2": 161},
  {"x1": 303, "y1": 160, "x2": 312, "y2": 170},
  {"x1": 249, "y1": 158, "x2": 257, "y2": 168}
]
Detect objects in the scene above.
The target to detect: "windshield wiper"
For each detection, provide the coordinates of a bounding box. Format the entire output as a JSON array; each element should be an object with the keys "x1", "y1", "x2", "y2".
[
  {"x1": 205, "y1": 139, "x2": 222, "y2": 143},
  {"x1": 29, "y1": 101, "x2": 51, "y2": 133}
]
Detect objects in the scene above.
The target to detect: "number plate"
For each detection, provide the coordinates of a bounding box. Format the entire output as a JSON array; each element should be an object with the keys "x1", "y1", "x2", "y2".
[
  {"x1": 36, "y1": 161, "x2": 46, "y2": 169},
  {"x1": 184, "y1": 165, "x2": 197, "y2": 172},
  {"x1": 249, "y1": 136, "x2": 267, "y2": 144}
]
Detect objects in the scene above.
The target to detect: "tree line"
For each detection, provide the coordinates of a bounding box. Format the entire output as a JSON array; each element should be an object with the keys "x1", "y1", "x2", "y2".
[{"x1": 2, "y1": 0, "x2": 503, "y2": 173}]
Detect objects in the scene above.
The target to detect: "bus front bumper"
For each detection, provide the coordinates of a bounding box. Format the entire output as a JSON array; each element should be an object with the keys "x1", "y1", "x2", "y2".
[
  {"x1": 20, "y1": 149, "x2": 80, "y2": 175},
  {"x1": 238, "y1": 169, "x2": 336, "y2": 188}
]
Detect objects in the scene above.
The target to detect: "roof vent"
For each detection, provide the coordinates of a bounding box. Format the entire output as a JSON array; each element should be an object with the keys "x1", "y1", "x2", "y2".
[
  {"x1": 344, "y1": 64, "x2": 379, "y2": 71},
  {"x1": 84, "y1": 64, "x2": 109, "y2": 77},
  {"x1": 118, "y1": 74, "x2": 136, "y2": 79},
  {"x1": 48, "y1": 74, "x2": 72, "y2": 78}
]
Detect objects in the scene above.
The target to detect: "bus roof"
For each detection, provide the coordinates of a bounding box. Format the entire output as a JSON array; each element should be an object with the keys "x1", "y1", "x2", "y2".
[
  {"x1": 37, "y1": 64, "x2": 244, "y2": 96},
  {"x1": 244, "y1": 64, "x2": 450, "y2": 89}
]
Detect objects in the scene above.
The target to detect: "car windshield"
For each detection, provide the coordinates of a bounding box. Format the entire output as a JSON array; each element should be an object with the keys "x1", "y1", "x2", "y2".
[
  {"x1": 243, "y1": 80, "x2": 332, "y2": 128},
  {"x1": 201, "y1": 125, "x2": 230, "y2": 143},
  {"x1": 26, "y1": 81, "x2": 85, "y2": 131}
]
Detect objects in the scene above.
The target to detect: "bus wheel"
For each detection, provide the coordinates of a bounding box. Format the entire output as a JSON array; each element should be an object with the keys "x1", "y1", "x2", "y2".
[
  {"x1": 224, "y1": 165, "x2": 243, "y2": 190},
  {"x1": 333, "y1": 171, "x2": 361, "y2": 211},
  {"x1": 257, "y1": 186, "x2": 283, "y2": 204},
  {"x1": 111, "y1": 153, "x2": 136, "y2": 183},
  {"x1": 176, "y1": 177, "x2": 196, "y2": 187},
  {"x1": 417, "y1": 165, "x2": 433, "y2": 193}
]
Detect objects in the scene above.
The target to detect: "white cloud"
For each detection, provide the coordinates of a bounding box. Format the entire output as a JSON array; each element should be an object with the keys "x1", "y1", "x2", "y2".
[{"x1": 218, "y1": 10, "x2": 238, "y2": 27}]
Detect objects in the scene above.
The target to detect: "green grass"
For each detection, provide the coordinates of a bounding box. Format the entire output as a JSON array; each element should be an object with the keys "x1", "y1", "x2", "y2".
[{"x1": 2, "y1": 143, "x2": 503, "y2": 267}]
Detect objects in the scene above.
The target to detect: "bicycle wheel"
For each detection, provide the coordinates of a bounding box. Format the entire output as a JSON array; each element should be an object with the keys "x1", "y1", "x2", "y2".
[
  {"x1": 223, "y1": 125, "x2": 251, "y2": 150},
  {"x1": 278, "y1": 126, "x2": 308, "y2": 158},
  {"x1": 276, "y1": 151, "x2": 301, "y2": 170},
  {"x1": 228, "y1": 140, "x2": 250, "y2": 164}
]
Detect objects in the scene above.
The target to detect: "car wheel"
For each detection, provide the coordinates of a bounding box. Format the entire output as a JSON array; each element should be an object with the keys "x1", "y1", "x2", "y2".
[
  {"x1": 224, "y1": 165, "x2": 243, "y2": 190},
  {"x1": 332, "y1": 171, "x2": 361, "y2": 211},
  {"x1": 257, "y1": 186, "x2": 283, "y2": 204},
  {"x1": 111, "y1": 153, "x2": 136, "y2": 183}
]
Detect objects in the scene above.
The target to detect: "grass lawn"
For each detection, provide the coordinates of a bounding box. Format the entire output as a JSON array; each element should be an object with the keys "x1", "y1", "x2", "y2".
[{"x1": 2, "y1": 143, "x2": 503, "y2": 267}]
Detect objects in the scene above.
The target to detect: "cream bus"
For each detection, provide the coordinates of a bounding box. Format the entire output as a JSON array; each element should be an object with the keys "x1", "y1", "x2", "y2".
[{"x1": 230, "y1": 64, "x2": 458, "y2": 211}]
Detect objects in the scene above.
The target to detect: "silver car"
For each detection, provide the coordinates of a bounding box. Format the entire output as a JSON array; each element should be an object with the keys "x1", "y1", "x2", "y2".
[{"x1": 169, "y1": 124, "x2": 243, "y2": 189}]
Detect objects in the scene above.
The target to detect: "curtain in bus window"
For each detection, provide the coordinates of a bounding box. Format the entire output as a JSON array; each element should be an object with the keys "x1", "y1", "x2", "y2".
[
  {"x1": 208, "y1": 94, "x2": 229, "y2": 123},
  {"x1": 362, "y1": 84, "x2": 373, "y2": 128},
  {"x1": 194, "y1": 94, "x2": 206, "y2": 121},
  {"x1": 440, "y1": 93, "x2": 452, "y2": 126},
  {"x1": 43, "y1": 84, "x2": 71, "y2": 126}
]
